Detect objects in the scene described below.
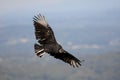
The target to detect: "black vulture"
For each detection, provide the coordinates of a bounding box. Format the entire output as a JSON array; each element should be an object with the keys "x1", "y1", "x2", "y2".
[{"x1": 33, "y1": 14, "x2": 84, "y2": 68}]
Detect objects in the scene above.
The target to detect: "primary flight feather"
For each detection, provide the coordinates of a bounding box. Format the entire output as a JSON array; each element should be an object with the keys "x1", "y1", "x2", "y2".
[{"x1": 33, "y1": 14, "x2": 83, "y2": 68}]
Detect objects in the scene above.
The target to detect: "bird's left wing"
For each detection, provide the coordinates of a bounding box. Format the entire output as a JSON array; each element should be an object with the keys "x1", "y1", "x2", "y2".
[
  {"x1": 33, "y1": 14, "x2": 57, "y2": 44},
  {"x1": 50, "y1": 50, "x2": 83, "y2": 68}
]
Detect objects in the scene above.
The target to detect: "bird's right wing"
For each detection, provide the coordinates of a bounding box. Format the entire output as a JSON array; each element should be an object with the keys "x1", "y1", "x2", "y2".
[{"x1": 50, "y1": 49, "x2": 83, "y2": 68}]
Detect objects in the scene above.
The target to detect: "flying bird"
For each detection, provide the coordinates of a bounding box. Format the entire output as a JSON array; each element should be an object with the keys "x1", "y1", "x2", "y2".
[{"x1": 33, "y1": 14, "x2": 83, "y2": 68}]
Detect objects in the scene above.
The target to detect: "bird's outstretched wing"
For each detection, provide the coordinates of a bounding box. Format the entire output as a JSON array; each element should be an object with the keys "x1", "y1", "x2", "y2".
[
  {"x1": 33, "y1": 14, "x2": 57, "y2": 44},
  {"x1": 50, "y1": 50, "x2": 83, "y2": 68}
]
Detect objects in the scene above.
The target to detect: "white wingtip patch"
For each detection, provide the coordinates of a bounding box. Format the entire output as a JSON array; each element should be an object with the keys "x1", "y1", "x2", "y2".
[
  {"x1": 34, "y1": 14, "x2": 48, "y2": 27},
  {"x1": 70, "y1": 60, "x2": 80, "y2": 68}
]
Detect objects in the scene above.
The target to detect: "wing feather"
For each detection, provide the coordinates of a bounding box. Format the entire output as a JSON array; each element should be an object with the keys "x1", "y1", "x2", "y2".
[
  {"x1": 33, "y1": 14, "x2": 57, "y2": 44},
  {"x1": 50, "y1": 51, "x2": 83, "y2": 68}
]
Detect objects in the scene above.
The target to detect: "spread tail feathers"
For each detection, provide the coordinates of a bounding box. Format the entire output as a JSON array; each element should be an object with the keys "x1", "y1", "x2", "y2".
[{"x1": 34, "y1": 43, "x2": 45, "y2": 57}]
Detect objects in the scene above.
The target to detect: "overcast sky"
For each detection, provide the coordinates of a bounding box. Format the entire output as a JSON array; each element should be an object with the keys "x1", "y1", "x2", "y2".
[
  {"x1": 0, "y1": 0, "x2": 120, "y2": 27},
  {"x1": 0, "y1": 0, "x2": 120, "y2": 15},
  {"x1": 0, "y1": 0, "x2": 120, "y2": 54}
]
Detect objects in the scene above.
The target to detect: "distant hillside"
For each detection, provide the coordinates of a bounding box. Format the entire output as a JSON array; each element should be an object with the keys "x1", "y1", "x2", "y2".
[{"x1": 0, "y1": 52, "x2": 120, "y2": 80}]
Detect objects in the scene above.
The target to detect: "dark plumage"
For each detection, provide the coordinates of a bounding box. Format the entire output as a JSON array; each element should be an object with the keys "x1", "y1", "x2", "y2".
[{"x1": 33, "y1": 14, "x2": 84, "y2": 68}]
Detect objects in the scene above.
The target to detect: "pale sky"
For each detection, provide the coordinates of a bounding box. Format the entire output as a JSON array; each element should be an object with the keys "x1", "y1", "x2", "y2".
[
  {"x1": 0, "y1": 0, "x2": 120, "y2": 25},
  {"x1": 0, "y1": 0, "x2": 120, "y2": 53},
  {"x1": 0, "y1": 0, "x2": 120, "y2": 15}
]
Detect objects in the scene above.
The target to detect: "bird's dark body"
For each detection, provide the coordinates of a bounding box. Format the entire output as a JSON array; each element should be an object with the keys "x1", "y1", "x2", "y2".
[
  {"x1": 33, "y1": 14, "x2": 84, "y2": 68},
  {"x1": 44, "y1": 43, "x2": 61, "y2": 54}
]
